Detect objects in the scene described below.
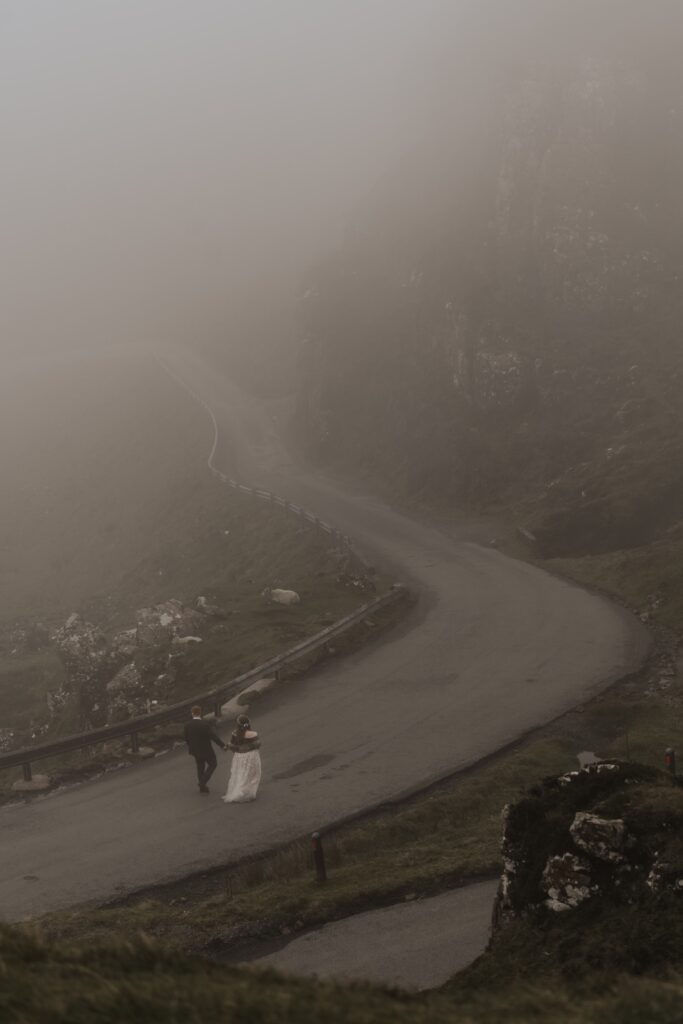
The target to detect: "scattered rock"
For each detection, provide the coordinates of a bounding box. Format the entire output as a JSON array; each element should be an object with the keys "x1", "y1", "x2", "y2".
[
  {"x1": 129, "y1": 746, "x2": 156, "y2": 759},
  {"x1": 542, "y1": 853, "x2": 596, "y2": 911},
  {"x1": 109, "y1": 628, "x2": 137, "y2": 665},
  {"x1": 336, "y1": 571, "x2": 376, "y2": 593},
  {"x1": 0, "y1": 729, "x2": 16, "y2": 753},
  {"x1": 52, "y1": 614, "x2": 110, "y2": 726},
  {"x1": 106, "y1": 663, "x2": 143, "y2": 723},
  {"x1": 135, "y1": 600, "x2": 203, "y2": 646},
  {"x1": 570, "y1": 812, "x2": 626, "y2": 863},
  {"x1": 12, "y1": 774, "x2": 51, "y2": 793}
]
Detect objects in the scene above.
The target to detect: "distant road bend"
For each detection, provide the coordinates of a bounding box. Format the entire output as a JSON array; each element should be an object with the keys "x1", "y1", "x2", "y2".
[{"x1": 0, "y1": 347, "x2": 648, "y2": 922}]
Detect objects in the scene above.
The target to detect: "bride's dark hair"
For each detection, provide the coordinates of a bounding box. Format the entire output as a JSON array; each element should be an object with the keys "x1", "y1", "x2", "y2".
[{"x1": 232, "y1": 714, "x2": 250, "y2": 743}]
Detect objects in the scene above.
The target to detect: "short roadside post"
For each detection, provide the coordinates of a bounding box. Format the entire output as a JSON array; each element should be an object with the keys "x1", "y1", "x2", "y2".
[
  {"x1": 665, "y1": 747, "x2": 676, "y2": 776},
  {"x1": 312, "y1": 831, "x2": 327, "y2": 883}
]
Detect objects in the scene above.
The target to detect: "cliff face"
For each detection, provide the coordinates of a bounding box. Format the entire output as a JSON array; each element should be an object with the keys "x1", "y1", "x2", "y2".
[{"x1": 294, "y1": 5, "x2": 683, "y2": 555}]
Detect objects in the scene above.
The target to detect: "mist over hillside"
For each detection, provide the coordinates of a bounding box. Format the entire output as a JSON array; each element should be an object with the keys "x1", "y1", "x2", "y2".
[
  {"x1": 293, "y1": 0, "x2": 683, "y2": 556},
  {"x1": 0, "y1": 0, "x2": 444, "y2": 361}
]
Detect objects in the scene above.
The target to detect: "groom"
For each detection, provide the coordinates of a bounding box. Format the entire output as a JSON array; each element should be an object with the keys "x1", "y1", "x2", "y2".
[{"x1": 184, "y1": 705, "x2": 226, "y2": 793}]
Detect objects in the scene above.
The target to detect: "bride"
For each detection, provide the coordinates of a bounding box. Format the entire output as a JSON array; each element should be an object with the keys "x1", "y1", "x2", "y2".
[{"x1": 223, "y1": 713, "x2": 262, "y2": 803}]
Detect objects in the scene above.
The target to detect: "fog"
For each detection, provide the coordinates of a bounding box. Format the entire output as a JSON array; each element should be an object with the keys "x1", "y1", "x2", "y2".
[
  {"x1": 1, "y1": 0, "x2": 454, "y2": 358},
  {"x1": 4, "y1": 0, "x2": 682, "y2": 362}
]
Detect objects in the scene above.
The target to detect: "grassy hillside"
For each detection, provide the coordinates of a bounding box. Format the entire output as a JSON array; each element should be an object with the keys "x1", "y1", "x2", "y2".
[
  {"x1": 7, "y1": 889, "x2": 683, "y2": 1023},
  {"x1": 545, "y1": 527, "x2": 683, "y2": 632},
  {"x1": 0, "y1": 349, "x2": 216, "y2": 621},
  {"x1": 0, "y1": 350, "x2": 391, "y2": 759},
  {"x1": 4, "y1": 923, "x2": 683, "y2": 1024}
]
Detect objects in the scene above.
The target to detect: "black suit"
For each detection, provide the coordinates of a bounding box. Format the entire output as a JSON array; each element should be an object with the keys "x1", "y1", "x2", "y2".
[{"x1": 184, "y1": 717, "x2": 225, "y2": 789}]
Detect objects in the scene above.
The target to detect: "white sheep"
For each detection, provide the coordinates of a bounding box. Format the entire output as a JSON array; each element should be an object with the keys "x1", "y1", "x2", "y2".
[{"x1": 261, "y1": 587, "x2": 300, "y2": 606}]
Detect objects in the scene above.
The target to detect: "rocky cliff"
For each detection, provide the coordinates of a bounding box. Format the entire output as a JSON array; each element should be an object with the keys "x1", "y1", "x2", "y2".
[
  {"x1": 293, "y1": 2, "x2": 683, "y2": 556},
  {"x1": 494, "y1": 761, "x2": 683, "y2": 928},
  {"x1": 461, "y1": 759, "x2": 683, "y2": 989}
]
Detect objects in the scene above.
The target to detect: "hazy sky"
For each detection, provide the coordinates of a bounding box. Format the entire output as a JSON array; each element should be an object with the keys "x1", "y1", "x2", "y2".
[{"x1": 1, "y1": 1, "x2": 453, "y2": 354}]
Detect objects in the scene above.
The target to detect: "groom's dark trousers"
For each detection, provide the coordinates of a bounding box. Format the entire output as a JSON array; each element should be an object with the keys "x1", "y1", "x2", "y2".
[
  {"x1": 194, "y1": 751, "x2": 217, "y2": 787},
  {"x1": 183, "y1": 717, "x2": 225, "y2": 788}
]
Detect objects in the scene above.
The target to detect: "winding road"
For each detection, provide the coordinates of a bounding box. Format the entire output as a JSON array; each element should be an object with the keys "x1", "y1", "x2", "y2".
[{"x1": 0, "y1": 347, "x2": 648, "y2": 922}]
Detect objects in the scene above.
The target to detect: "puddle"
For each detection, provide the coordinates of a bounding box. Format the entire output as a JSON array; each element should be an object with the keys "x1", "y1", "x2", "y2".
[{"x1": 273, "y1": 754, "x2": 335, "y2": 779}]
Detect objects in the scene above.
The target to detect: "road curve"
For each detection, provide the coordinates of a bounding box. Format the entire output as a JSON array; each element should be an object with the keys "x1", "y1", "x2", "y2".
[{"x1": 0, "y1": 348, "x2": 648, "y2": 922}]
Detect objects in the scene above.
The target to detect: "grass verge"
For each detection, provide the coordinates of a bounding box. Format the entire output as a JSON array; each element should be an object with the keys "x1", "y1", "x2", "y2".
[{"x1": 6, "y1": 922, "x2": 683, "y2": 1023}]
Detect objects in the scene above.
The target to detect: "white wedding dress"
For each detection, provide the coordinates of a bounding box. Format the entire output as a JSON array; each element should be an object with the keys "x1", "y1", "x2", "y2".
[{"x1": 223, "y1": 731, "x2": 262, "y2": 803}]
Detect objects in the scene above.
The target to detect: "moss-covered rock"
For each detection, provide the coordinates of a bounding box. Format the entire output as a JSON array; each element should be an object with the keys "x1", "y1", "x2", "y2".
[{"x1": 494, "y1": 761, "x2": 683, "y2": 927}]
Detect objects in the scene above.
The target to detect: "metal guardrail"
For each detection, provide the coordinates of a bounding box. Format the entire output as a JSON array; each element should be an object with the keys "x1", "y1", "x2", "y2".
[
  {"x1": 0, "y1": 586, "x2": 406, "y2": 779},
  {"x1": 0, "y1": 359, "x2": 401, "y2": 781},
  {"x1": 209, "y1": 471, "x2": 363, "y2": 569}
]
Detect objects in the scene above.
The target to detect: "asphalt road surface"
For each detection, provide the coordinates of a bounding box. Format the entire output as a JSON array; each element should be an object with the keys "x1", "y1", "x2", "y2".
[
  {"x1": 0, "y1": 348, "x2": 648, "y2": 922},
  {"x1": 245, "y1": 880, "x2": 500, "y2": 990}
]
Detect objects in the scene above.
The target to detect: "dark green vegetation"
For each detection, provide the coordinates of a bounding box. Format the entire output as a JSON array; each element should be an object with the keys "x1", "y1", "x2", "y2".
[
  {"x1": 5, "y1": 924, "x2": 683, "y2": 1024},
  {"x1": 497, "y1": 762, "x2": 683, "y2": 924},
  {"x1": 454, "y1": 762, "x2": 683, "y2": 997}
]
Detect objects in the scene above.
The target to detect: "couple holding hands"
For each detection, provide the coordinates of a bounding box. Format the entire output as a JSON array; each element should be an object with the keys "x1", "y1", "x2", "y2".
[{"x1": 183, "y1": 706, "x2": 261, "y2": 802}]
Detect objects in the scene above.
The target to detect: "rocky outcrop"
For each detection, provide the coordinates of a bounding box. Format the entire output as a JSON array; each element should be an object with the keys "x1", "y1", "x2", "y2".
[
  {"x1": 52, "y1": 614, "x2": 110, "y2": 726},
  {"x1": 109, "y1": 628, "x2": 137, "y2": 666},
  {"x1": 493, "y1": 761, "x2": 683, "y2": 932},
  {"x1": 542, "y1": 852, "x2": 596, "y2": 912},
  {"x1": 135, "y1": 600, "x2": 204, "y2": 646},
  {"x1": 569, "y1": 811, "x2": 626, "y2": 863},
  {"x1": 48, "y1": 597, "x2": 211, "y2": 728},
  {"x1": 0, "y1": 728, "x2": 16, "y2": 754},
  {"x1": 106, "y1": 663, "x2": 144, "y2": 723}
]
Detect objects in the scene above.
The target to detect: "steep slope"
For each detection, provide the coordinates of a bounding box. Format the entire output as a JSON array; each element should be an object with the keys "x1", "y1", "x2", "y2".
[{"x1": 293, "y1": 1, "x2": 683, "y2": 557}]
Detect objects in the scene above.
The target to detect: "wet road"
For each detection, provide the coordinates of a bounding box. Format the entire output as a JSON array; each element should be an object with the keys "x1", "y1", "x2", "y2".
[{"x1": 0, "y1": 348, "x2": 648, "y2": 921}]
